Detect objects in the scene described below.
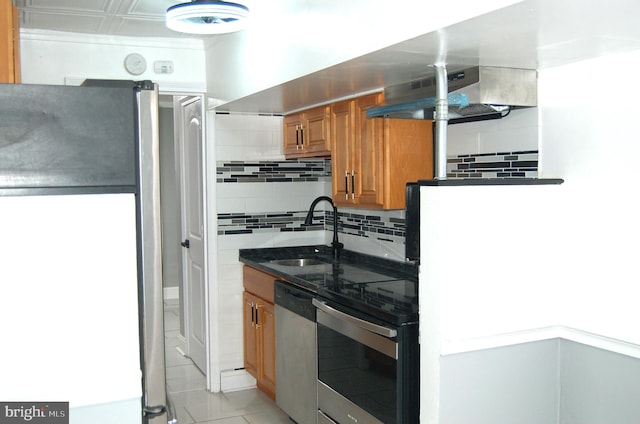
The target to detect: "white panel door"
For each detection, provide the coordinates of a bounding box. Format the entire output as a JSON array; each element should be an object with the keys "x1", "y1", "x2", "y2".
[{"x1": 178, "y1": 97, "x2": 207, "y2": 373}]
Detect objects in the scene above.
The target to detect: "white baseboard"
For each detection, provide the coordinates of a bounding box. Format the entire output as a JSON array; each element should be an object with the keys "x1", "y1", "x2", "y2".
[
  {"x1": 175, "y1": 333, "x2": 186, "y2": 356},
  {"x1": 220, "y1": 369, "x2": 256, "y2": 393},
  {"x1": 163, "y1": 286, "x2": 179, "y2": 300}
]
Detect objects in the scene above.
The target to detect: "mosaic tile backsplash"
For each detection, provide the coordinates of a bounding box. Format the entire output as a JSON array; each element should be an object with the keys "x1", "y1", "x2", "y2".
[
  {"x1": 217, "y1": 210, "x2": 405, "y2": 244},
  {"x1": 218, "y1": 211, "x2": 313, "y2": 235},
  {"x1": 217, "y1": 159, "x2": 331, "y2": 183},
  {"x1": 333, "y1": 211, "x2": 405, "y2": 244},
  {"x1": 447, "y1": 150, "x2": 538, "y2": 179},
  {"x1": 216, "y1": 159, "x2": 404, "y2": 244},
  {"x1": 217, "y1": 152, "x2": 538, "y2": 243}
]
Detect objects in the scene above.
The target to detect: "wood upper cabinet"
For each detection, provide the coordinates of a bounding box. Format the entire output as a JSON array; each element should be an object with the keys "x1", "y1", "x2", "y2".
[
  {"x1": 332, "y1": 92, "x2": 434, "y2": 210},
  {"x1": 283, "y1": 105, "x2": 331, "y2": 158},
  {"x1": 0, "y1": 0, "x2": 20, "y2": 83},
  {"x1": 242, "y1": 266, "x2": 276, "y2": 400},
  {"x1": 356, "y1": 93, "x2": 386, "y2": 208},
  {"x1": 330, "y1": 99, "x2": 353, "y2": 202}
]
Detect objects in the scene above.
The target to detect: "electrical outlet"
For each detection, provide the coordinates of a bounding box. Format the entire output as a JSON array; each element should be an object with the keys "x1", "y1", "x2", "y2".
[{"x1": 153, "y1": 61, "x2": 174, "y2": 74}]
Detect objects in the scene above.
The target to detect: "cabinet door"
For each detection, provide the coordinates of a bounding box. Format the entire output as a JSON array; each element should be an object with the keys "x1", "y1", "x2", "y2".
[
  {"x1": 283, "y1": 114, "x2": 303, "y2": 157},
  {"x1": 331, "y1": 100, "x2": 355, "y2": 206},
  {"x1": 243, "y1": 292, "x2": 258, "y2": 378},
  {"x1": 355, "y1": 93, "x2": 385, "y2": 208},
  {"x1": 382, "y1": 119, "x2": 434, "y2": 209},
  {"x1": 332, "y1": 92, "x2": 432, "y2": 210},
  {"x1": 0, "y1": 1, "x2": 19, "y2": 83},
  {"x1": 302, "y1": 105, "x2": 331, "y2": 156},
  {"x1": 257, "y1": 301, "x2": 276, "y2": 399}
]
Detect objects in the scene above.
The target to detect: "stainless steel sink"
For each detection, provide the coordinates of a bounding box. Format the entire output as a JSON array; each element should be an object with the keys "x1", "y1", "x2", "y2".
[{"x1": 269, "y1": 258, "x2": 329, "y2": 267}]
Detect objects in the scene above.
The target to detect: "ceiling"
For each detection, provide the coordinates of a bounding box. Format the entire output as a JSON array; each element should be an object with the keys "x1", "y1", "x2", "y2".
[
  {"x1": 15, "y1": 0, "x2": 640, "y2": 115},
  {"x1": 16, "y1": 0, "x2": 191, "y2": 38},
  {"x1": 217, "y1": 0, "x2": 640, "y2": 114}
]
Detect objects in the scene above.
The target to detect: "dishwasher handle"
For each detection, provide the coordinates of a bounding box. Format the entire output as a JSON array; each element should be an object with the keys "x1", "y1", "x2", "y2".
[{"x1": 312, "y1": 298, "x2": 397, "y2": 338}]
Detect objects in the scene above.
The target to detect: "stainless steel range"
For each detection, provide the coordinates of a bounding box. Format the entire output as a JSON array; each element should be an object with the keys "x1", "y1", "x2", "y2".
[
  {"x1": 313, "y1": 274, "x2": 419, "y2": 424},
  {"x1": 238, "y1": 246, "x2": 420, "y2": 423}
]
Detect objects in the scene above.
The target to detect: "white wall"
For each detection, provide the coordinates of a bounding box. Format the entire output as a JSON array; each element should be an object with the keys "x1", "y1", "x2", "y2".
[
  {"x1": 447, "y1": 107, "x2": 539, "y2": 155},
  {"x1": 421, "y1": 49, "x2": 640, "y2": 354},
  {"x1": 420, "y1": 184, "x2": 565, "y2": 351},
  {"x1": 19, "y1": 29, "x2": 206, "y2": 92},
  {"x1": 419, "y1": 48, "x2": 640, "y2": 423},
  {"x1": 214, "y1": 113, "x2": 284, "y2": 161},
  {"x1": 538, "y1": 49, "x2": 640, "y2": 346}
]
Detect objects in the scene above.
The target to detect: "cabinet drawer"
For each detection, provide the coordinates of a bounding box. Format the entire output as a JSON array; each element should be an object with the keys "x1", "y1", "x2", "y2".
[{"x1": 243, "y1": 266, "x2": 276, "y2": 303}]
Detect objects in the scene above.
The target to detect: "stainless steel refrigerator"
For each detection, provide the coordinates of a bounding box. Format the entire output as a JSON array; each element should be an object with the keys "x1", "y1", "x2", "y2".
[{"x1": 0, "y1": 80, "x2": 175, "y2": 423}]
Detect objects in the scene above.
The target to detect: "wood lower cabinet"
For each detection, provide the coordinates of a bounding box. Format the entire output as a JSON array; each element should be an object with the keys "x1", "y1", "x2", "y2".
[
  {"x1": 243, "y1": 266, "x2": 276, "y2": 400},
  {"x1": 283, "y1": 105, "x2": 331, "y2": 158},
  {"x1": 243, "y1": 291, "x2": 259, "y2": 377},
  {"x1": 258, "y1": 300, "x2": 275, "y2": 396},
  {"x1": 332, "y1": 92, "x2": 434, "y2": 210},
  {"x1": 0, "y1": 0, "x2": 20, "y2": 83}
]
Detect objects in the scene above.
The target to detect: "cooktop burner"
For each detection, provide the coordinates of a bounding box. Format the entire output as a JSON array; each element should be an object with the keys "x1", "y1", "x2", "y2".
[
  {"x1": 252, "y1": 254, "x2": 418, "y2": 326},
  {"x1": 271, "y1": 263, "x2": 398, "y2": 286},
  {"x1": 317, "y1": 278, "x2": 418, "y2": 325}
]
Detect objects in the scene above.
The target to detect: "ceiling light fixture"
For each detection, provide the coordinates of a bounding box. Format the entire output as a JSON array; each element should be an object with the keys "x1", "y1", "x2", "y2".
[{"x1": 166, "y1": 0, "x2": 250, "y2": 35}]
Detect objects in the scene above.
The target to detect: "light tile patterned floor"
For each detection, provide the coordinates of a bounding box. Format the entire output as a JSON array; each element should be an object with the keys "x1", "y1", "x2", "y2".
[{"x1": 164, "y1": 299, "x2": 291, "y2": 424}]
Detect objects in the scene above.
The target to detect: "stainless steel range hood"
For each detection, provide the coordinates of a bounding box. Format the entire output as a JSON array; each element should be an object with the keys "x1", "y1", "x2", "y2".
[{"x1": 367, "y1": 66, "x2": 537, "y2": 122}]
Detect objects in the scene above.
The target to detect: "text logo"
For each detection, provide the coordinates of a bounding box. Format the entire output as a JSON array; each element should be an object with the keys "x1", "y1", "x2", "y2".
[{"x1": 0, "y1": 402, "x2": 68, "y2": 424}]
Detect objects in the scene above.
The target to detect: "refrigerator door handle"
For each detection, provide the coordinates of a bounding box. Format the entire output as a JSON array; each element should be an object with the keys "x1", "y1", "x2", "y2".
[
  {"x1": 137, "y1": 82, "x2": 170, "y2": 424},
  {"x1": 166, "y1": 390, "x2": 178, "y2": 424},
  {"x1": 143, "y1": 405, "x2": 167, "y2": 417}
]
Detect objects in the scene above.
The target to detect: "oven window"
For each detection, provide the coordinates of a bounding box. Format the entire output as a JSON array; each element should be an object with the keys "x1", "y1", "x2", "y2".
[{"x1": 317, "y1": 322, "x2": 397, "y2": 423}]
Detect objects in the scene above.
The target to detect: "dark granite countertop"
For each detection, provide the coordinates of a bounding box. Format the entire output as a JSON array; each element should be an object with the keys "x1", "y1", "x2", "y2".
[
  {"x1": 239, "y1": 245, "x2": 417, "y2": 293},
  {"x1": 239, "y1": 245, "x2": 419, "y2": 324},
  {"x1": 416, "y1": 178, "x2": 564, "y2": 186}
]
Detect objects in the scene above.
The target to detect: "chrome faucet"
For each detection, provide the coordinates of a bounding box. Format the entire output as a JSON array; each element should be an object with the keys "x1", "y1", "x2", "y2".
[{"x1": 304, "y1": 196, "x2": 343, "y2": 259}]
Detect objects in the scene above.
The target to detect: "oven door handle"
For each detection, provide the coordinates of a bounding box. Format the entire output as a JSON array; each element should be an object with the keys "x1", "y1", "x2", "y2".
[
  {"x1": 312, "y1": 298, "x2": 397, "y2": 338},
  {"x1": 314, "y1": 299, "x2": 398, "y2": 359}
]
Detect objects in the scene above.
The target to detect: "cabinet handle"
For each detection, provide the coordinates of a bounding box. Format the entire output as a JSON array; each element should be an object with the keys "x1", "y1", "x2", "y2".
[
  {"x1": 299, "y1": 125, "x2": 305, "y2": 149},
  {"x1": 295, "y1": 125, "x2": 300, "y2": 149},
  {"x1": 351, "y1": 170, "x2": 355, "y2": 200},
  {"x1": 255, "y1": 305, "x2": 260, "y2": 326},
  {"x1": 344, "y1": 171, "x2": 349, "y2": 200},
  {"x1": 251, "y1": 302, "x2": 256, "y2": 327}
]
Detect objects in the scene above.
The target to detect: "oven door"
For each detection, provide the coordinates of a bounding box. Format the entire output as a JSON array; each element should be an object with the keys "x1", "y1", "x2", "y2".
[{"x1": 313, "y1": 298, "x2": 399, "y2": 424}]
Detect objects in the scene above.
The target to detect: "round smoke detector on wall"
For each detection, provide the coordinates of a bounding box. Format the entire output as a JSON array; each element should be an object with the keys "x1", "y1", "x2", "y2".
[{"x1": 124, "y1": 53, "x2": 147, "y2": 75}]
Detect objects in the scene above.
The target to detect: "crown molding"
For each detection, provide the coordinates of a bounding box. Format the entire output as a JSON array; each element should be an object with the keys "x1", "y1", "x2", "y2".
[{"x1": 19, "y1": 28, "x2": 205, "y2": 50}]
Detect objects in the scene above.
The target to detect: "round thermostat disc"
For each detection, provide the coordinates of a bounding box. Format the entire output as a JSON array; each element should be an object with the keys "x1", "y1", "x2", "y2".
[{"x1": 124, "y1": 53, "x2": 147, "y2": 75}]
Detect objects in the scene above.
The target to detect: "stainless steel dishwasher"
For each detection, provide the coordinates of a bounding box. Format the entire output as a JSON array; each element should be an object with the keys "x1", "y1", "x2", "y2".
[{"x1": 275, "y1": 280, "x2": 317, "y2": 424}]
